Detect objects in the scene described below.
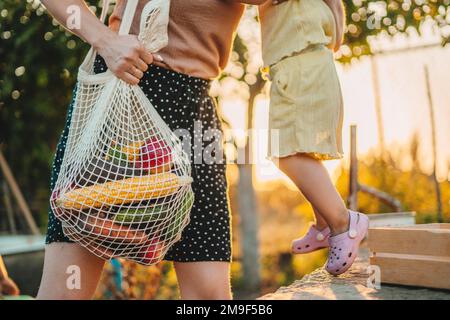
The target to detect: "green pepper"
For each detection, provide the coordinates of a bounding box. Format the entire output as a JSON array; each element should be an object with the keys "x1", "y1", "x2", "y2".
[{"x1": 107, "y1": 145, "x2": 128, "y2": 165}]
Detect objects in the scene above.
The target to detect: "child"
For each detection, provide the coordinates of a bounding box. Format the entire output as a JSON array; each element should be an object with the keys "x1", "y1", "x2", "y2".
[{"x1": 259, "y1": 0, "x2": 369, "y2": 275}]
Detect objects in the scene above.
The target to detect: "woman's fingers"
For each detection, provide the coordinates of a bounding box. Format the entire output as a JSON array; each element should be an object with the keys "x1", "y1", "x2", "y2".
[
  {"x1": 138, "y1": 46, "x2": 154, "y2": 65},
  {"x1": 135, "y1": 58, "x2": 149, "y2": 73},
  {"x1": 121, "y1": 72, "x2": 140, "y2": 85},
  {"x1": 129, "y1": 65, "x2": 144, "y2": 79},
  {"x1": 153, "y1": 54, "x2": 164, "y2": 62}
]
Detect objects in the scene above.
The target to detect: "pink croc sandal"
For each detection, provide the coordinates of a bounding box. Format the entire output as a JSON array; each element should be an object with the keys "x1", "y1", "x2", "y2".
[
  {"x1": 325, "y1": 210, "x2": 369, "y2": 276},
  {"x1": 291, "y1": 224, "x2": 331, "y2": 254}
]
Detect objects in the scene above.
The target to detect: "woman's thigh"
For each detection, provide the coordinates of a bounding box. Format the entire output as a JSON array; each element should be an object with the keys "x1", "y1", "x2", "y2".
[
  {"x1": 174, "y1": 261, "x2": 231, "y2": 300},
  {"x1": 37, "y1": 243, "x2": 105, "y2": 300}
]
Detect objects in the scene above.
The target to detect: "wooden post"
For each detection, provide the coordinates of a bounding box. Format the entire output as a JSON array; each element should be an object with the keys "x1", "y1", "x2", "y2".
[
  {"x1": 2, "y1": 181, "x2": 17, "y2": 234},
  {"x1": 348, "y1": 125, "x2": 358, "y2": 211},
  {"x1": 0, "y1": 149, "x2": 40, "y2": 235},
  {"x1": 424, "y1": 66, "x2": 443, "y2": 223},
  {"x1": 370, "y1": 56, "x2": 386, "y2": 153}
]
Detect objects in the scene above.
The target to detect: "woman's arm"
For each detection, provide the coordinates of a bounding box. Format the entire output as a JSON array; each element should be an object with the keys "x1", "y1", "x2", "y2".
[{"x1": 41, "y1": 0, "x2": 156, "y2": 84}]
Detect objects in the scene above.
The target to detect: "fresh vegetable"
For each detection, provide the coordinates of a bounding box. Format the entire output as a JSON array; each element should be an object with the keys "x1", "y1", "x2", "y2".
[
  {"x1": 114, "y1": 190, "x2": 194, "y2": 224},
  {"x1": 121, "y1": 141, "x2": 144, "y2": 161},
  {"x1": 114, "y1": 203, "x2": 168, "y2": 224},
  {"x1": 137, "y1": 237, "x2": 164, "y2": 265},
  {"x1": 78, "y1": 157, "x2": 148, "y2": 186},
  {"x1": 63, "y1": 225, "x2": 116, "y2": 259},
  {"x1": 138, "y1": 137, "x2": 173, "y2": 173},
  {"x1": 56, "y1": 173, "x2": 192, "y2": 210},
  {"x1": 76, "y1": 215, "x2": 148, "y2": 244},
  {"x1": 164, "y1": 190, "x2": 194, "y2": 236},
  {"x1": 107, "y1": 144, "x2": 128, "y2": 164}
]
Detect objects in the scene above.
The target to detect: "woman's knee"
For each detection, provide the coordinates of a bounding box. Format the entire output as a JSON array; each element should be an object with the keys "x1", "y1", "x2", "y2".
[
  {"x1": 174, "y1": 261, "x2": 232, "y2": 300},
  {"x1": 182, "y1": 283, "x2": 232, "y2": 300},
  {"x1": 37, "y1": 243, "x2": 104, "y2": 300}
]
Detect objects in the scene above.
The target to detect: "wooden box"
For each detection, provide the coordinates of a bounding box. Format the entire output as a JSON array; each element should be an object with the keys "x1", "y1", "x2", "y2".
[{"x1": 368, "y1": 224, "x2": 450, "y2": 290}]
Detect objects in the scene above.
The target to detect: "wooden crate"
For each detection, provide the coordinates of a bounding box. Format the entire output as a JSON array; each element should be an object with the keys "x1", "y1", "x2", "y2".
[
  {"x1": 368, "y1": 212, "x2": 416, "y2": 228},
  {"x1": 369, "y1": 224, "x2": 450, "y2": 290}
]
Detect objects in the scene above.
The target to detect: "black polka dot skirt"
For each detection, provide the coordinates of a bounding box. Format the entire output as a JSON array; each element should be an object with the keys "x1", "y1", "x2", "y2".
[{"x1": 45, "y1": 56, "x2": 232, "y2": 263}]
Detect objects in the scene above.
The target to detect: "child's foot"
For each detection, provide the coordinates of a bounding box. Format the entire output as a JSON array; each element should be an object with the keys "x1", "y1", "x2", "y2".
[
  {"x1": 325, "y1": 210, "x2": 369, "y2": 276},
  {"x1": 291, "y1": 224, "x2": 331, "y2": 254}
]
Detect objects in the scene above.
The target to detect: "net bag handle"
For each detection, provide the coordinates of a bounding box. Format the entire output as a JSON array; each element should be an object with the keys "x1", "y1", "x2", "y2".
[
  {"x1": 98, "y1": 0, "x2": 138, "y2": 35},
  {"x1": 118, "y1": 0, "x2": 139, "y2": 35},
  {"x1": 78, "y1": 0, "x2": 139, "y2": 82},
  {"x1": 99, "y1": 0, "x2": 110, "y2": 24}
]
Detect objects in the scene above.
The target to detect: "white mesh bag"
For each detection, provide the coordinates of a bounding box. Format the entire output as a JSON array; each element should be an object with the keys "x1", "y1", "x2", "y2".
[{"x1": 50, "y1": 0, "x2": 194, "y2": 265}]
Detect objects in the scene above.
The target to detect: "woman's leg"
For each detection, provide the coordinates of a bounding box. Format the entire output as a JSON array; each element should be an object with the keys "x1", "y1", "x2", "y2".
[
  {"x1": 174, "y1": 261, "x2": 231, "y2": 300},
  {"x1": 278, "y1": 153, "x2": 349, "y2": 235},
  {"x1": 37, "y1": 243, "x2": 105, "y2": 300}
]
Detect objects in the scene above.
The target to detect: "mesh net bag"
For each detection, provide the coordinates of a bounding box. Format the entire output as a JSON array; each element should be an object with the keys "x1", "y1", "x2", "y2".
[{"x1": 50, "y1": 0, "x2": 194, "y2": 265}]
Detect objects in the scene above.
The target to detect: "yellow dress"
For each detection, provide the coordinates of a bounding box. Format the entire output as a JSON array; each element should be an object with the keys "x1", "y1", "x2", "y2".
[{"x1": 260, "y1": 0, "x2": 343, "y2": 160}]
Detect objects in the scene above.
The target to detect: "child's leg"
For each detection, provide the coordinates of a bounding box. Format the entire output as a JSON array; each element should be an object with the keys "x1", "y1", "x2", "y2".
[
  {"x1": 277, "y1": 153, "x2": 349, "y2": 236},
  {"x1": 312, "y1": 207, "x2": 328, "y2": 230}
]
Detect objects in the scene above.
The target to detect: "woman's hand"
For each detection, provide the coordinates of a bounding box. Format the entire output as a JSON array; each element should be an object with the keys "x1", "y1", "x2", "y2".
[{"x1": 94, "y1": 33, "x2": 160, "y2": 85}]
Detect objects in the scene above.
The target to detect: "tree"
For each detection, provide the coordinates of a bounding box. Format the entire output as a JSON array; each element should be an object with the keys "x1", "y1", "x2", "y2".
[
  {"x1": 0, "y1": 0, "x2": 92, "y2": 226},
  {"x1": 340, "y1": 0, "x2": 450, "y2": 62}
]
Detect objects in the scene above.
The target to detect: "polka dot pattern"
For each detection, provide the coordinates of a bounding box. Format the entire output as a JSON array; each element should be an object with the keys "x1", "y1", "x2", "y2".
[{"x1": 45, "y1": 56, "x2": 232, "y2": 263}]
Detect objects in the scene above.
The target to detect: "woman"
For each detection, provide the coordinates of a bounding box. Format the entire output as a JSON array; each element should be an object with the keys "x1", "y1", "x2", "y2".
[{"x1": 38, "y1": 0, "x2": 271, "y2": 300}]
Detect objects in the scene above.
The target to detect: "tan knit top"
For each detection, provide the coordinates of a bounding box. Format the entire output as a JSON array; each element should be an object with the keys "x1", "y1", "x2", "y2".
[{"x1": 109, "y1": 0, "x2": 245, "y2": 79}]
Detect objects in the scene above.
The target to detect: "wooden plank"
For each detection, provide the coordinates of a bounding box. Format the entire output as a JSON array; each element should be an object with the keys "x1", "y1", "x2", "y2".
[
  {"x1": 360, "y1": 184, "x2": 403, "y2": 211},
  {"x1": 391, "y1": 223, "x2": 450, "y2": 230},
  {"x1": 369, "y1": 225, "x2": 450, "y2": 257},
  {"x1": 0, "y1": 150, "x2": 40, "y2": 235},
  {"x1": 370, "y1": 253, "x2": 450, "y2": 290},
  {"x1": 2, "y1": 181, "x2": 17, "y2": 234},
  {"x1": 368, "y1": 212, "x2": 416, "y2": 228}
]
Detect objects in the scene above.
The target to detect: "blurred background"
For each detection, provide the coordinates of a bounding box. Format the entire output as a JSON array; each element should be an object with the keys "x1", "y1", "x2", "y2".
[{"x1": 1, "y1": 0, "x2": 449, "y2": 299}]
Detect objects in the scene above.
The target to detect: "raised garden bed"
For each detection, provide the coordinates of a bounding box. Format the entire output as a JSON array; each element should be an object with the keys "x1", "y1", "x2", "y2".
[{"x1": 369, "y1": 223, "x2": 450, "y2": 290}]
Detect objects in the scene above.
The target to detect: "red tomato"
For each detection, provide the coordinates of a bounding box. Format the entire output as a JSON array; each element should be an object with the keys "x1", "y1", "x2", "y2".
[
  {"x1": 138, "y1": 138, "x2": 172, "y2": 171},
  {"x1": 139, "y1": 237, "x2": 163, "y2": 264}
]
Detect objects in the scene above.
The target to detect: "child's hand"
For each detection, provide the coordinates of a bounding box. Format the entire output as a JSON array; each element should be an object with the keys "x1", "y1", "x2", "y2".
[
  {"x1": 323, "y1": 0, "x2": 345, "y2": 51},
  {"x1": 0, "y1": 277, "x2": 20, "y2": 296}
]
